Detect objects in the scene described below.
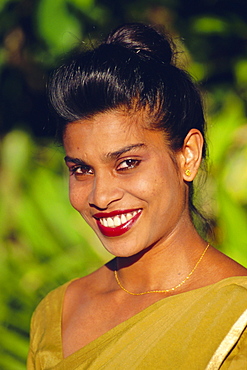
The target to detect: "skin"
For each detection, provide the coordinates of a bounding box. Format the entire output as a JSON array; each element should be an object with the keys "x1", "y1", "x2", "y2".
[{"x1": 62, "y1": 109, "x2": 247, "y2": 358}]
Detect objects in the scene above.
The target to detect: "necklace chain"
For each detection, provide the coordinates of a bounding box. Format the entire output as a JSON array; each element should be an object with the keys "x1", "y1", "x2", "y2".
[{"x1": 114, "y1": 244, "x2": 210, "y2": 295}]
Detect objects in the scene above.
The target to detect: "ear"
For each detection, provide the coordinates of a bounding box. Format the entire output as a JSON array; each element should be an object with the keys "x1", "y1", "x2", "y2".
[{"x1": 177, "y1": 129, "x2": 204, "y2": 182}]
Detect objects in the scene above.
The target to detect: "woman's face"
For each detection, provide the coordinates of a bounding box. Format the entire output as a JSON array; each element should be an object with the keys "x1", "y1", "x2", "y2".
[{"x1": 63, "y1": 110, "x2": 189, "y2": 257}]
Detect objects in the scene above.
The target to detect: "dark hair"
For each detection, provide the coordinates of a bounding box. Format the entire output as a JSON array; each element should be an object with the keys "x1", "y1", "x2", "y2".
[{"x1": 49, "y1": 22, "x2": 208, "y2": 233}]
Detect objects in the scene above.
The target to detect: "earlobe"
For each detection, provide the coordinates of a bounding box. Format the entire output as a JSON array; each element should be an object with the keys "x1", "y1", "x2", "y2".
[{"x1": 180, "y1": 129, "x2": 204, "y2": 182}]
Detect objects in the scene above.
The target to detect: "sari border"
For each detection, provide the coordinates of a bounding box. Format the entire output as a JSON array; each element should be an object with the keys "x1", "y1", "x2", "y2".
[{"x1": 206, "y1": 308, "x2": 247, "y2": 370}]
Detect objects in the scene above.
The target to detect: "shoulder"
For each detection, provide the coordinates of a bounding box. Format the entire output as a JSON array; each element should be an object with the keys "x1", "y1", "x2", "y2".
[
  {"x1": 31, "y1": 280, "x2": 75, "y2": 330},
  {"x1": 65, "y1": 263, "x2": 114, "y2": 301},
  {"x1": 65, "y1": 261, "x2": 116, "y2": 300},
  {"x1": 29, "y1": 279, "x2": 76, "y2": 358},
  {"x1": 218, "y1": 275, "x2": 247, "y2": 290},
  {"x1": 210, "y1": 308, "x2": 247, "y2": 369},
  {"x1": 62, "y1": 262, "x2": 116, "y2": 324},
  {"x1": 204, "y1": 246, "x2": 247, "y2": 284}
]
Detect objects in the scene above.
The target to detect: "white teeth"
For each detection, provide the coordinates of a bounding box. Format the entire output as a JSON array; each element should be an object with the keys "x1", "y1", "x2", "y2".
[
  {"x1": 121, "y1": 214, "x2": 127, "y2": 224},
  {"x1": 108, "y1": 218, "x2": 114, "y2": 227},
  {"x1": 99, "y1": 210, "x2": 141, "y2": 228},
  {"x1": 113, "y1": 216, "x2": 121, "y2": 227}
]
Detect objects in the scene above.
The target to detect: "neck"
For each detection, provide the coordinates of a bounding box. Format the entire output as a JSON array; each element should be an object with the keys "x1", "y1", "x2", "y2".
[{"x1": 115, "y1": 229, "x2": 207, "y2": 293}]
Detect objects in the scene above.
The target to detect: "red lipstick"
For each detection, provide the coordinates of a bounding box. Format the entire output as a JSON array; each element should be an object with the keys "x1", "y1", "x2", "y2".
[{"x1": 93, "y1": 209, "x2": 141, "y2": 237}]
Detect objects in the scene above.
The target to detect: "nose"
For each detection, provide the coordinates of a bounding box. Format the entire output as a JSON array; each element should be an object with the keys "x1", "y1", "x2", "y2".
[{"x1": 88, "y1": 173, "x2": 124, "y2": 210}]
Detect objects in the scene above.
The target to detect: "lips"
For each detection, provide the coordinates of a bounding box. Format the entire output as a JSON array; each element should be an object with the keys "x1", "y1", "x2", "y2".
[{"x1": 93, "y1": 209, "x2": 142, "y2": 237}]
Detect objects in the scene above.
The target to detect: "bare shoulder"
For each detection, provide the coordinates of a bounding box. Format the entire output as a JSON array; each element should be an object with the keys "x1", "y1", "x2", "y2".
[
  {"x1": 207, "y1": 246, "x2": 247, "y2": 279},
  {"x1": 63, "y1": 259, "x2": 116, "y2": 318},
  {"x1": 71, "y1": 263, "x2": 114, "y2": 292}
]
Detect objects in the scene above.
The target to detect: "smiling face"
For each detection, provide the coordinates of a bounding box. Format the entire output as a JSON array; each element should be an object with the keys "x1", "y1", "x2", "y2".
[{"x1": 63, "y1": 110, "x2": 192, "y2": 257}]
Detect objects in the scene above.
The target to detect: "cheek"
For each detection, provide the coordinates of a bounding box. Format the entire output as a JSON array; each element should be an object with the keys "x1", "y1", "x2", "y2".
[
  {"x1": 138, "y1": 163, "x2": 168, "y2": 191},
  {"x1": 126, "y1": 173, "x2": 165, "y2": 203},
  {"x1": 139, "y1": 167, "x2": 182, "y2": 207},
  {"x1": 69, "y1": 191, "x2": 80, "y2": 212},
  {"x1": 68, "y1": 182, "x2": 87, "y2": 213}
]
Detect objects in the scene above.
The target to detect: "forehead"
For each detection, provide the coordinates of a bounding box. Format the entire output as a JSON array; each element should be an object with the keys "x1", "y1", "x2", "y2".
[{"x1": 63, "y1": 110, "x2": 168, "y2": 155}]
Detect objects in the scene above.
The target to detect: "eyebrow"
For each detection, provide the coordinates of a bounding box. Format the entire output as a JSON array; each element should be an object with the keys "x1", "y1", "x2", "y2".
[
  {"x1": 106, "y1": 143, "x2": 145, "y2": 159},
  {"x1": 64, "y1": 143, "x2": 145, "y2": 165},
  {"x1": 64, "y1": 156, "x2": 87, "y2": 165}
]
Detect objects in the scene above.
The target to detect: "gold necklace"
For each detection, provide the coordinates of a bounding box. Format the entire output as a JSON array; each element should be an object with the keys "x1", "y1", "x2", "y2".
[{"x1": 114, "y1": 244, "x2": 210, "y2": 295}]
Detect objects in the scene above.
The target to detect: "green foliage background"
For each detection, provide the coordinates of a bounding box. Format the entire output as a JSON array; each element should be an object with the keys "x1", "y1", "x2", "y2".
[{"x1": 0, "y1": 0, "x2": 247, "y2": 368}]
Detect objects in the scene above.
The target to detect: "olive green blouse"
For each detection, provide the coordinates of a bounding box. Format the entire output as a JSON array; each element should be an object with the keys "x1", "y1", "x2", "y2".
[{"x1": 28, "y1": 276, "x2": 247, "y2": 369}]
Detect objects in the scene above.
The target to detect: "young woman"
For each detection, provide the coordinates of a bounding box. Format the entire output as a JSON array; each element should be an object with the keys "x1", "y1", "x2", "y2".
[{"x1": 28, "y1": 23, "x2": 247, "y2": 369}]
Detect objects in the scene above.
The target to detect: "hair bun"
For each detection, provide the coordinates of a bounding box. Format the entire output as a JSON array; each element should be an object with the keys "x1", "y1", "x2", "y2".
[{"x1": 104, "y1": 23, "x2": 173, "y2": 64}]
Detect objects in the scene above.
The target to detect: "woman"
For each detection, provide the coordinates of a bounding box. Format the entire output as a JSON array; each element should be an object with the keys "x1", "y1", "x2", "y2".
[{"x1": 28, "y1": 23, "x2": 247, "y2": 369}]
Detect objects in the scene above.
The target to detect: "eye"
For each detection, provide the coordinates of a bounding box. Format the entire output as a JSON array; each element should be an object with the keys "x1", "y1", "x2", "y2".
[
  {"x1": 117, "y1": 159, "x2": 141, "y2": 171},
  {"x1": 69, "y1": 165, "x2": 94, "y2": 179}
]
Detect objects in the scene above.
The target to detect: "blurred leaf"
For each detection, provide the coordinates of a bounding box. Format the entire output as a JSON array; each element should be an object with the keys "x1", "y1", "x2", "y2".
[
  {"x1": 235, "y1": 59, "x2": 247, "y2": 86},
  {"x1": 216, "y1": 186, "x2": 247, "y2": 266},
  {"x1": 188, "y1": 61, "x2": 207, "y2": 82},
  {"x1": 0, "y1": 350, "x2": 26, "y2": 370},
  {"x1": 69, "y1": 0, "x2": 95, "y2": 11},
  {"x1": 223, "y1": 127, "x2": 247, "y2": 204},
  {"x1": 0, "y1": 326, "x2": 28, "y2": 361},
  {"x1": 192, "y1": 16, "x2": 228, "y2": 34},
  {"x1": 208, "y1": 93, "x2": 245, "y2": 166},
  {"x1": 0, "y1": 0, "x2": 13, "y2": 13},
  {"x1": 36, "y1": 0, "x2": 82, "y2": 55}
]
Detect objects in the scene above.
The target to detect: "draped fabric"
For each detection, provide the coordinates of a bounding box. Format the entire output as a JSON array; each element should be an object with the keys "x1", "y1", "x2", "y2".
[{"x1": 27, "y1": 276, "x2": 247, "y2": 369}]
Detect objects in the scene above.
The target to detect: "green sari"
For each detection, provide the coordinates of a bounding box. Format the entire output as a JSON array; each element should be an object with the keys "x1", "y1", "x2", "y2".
[{"x1": 28, "y1": 276, "x2": 247, "y2": 369}]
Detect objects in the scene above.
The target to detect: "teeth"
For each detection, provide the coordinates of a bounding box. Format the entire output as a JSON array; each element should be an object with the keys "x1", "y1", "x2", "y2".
[
  {"x1": 113, "y1": 216, "x2": 121, "y2": 227},
  {"x1": 99, "y1": 210, "x2": 140, "y2": 228},
  {"x1": 108, "y1": 218, "x2": 114, "y2": 227},
  {"x1": 126, "y1": 213, "x2": 132, "y2": 221},
  {"x1": 121, "y1": 214, "x2": 127, "y2": 224}
]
